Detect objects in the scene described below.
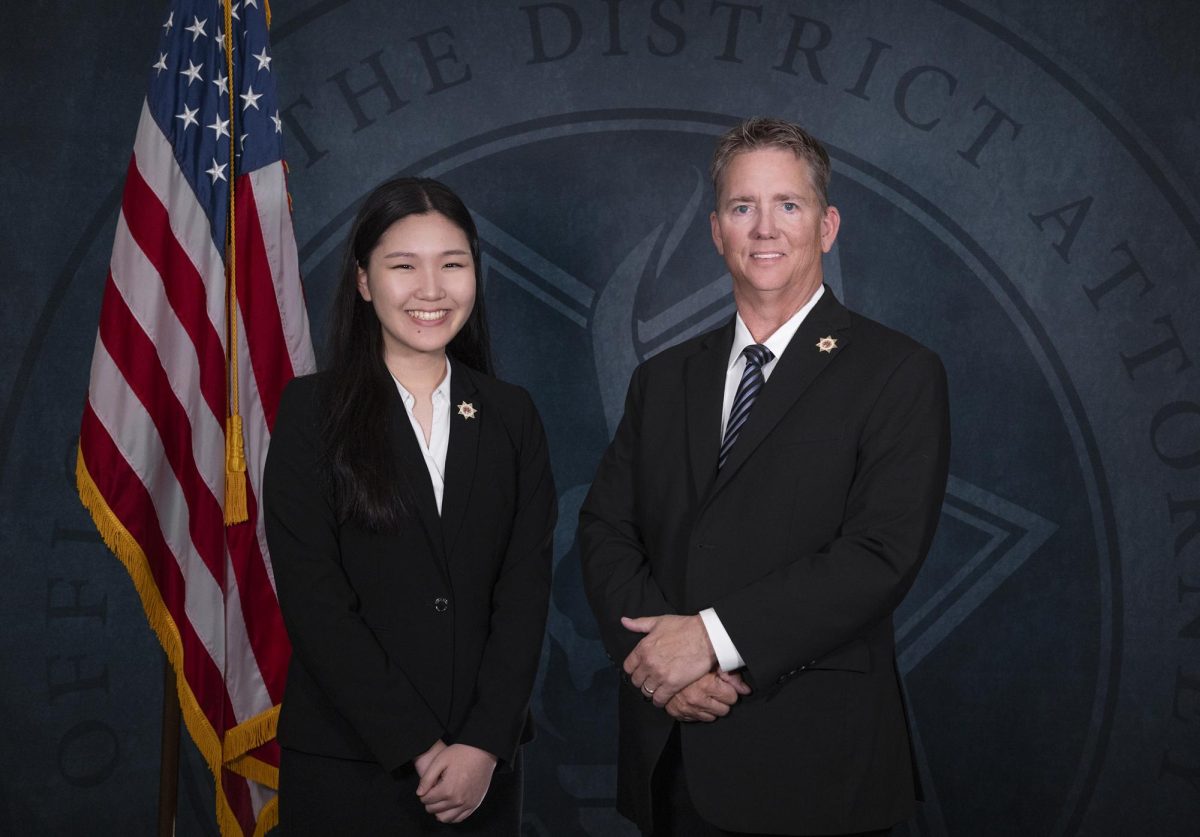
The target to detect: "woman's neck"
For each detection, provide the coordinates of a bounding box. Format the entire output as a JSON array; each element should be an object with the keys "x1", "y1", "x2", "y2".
[{"x1": 385, "y1": 351, "x2": 448, "y2": 398}]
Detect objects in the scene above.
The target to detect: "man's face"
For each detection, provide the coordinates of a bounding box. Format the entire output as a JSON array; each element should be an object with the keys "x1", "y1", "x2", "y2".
[{"x1": 710, "y1": 147, "x2": 840, "y2": 313}]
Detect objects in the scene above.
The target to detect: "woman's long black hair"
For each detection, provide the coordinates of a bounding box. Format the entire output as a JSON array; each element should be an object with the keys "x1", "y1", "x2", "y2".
[{"x1": 321, "y1": 177, "x2": 492, "y2": 531}]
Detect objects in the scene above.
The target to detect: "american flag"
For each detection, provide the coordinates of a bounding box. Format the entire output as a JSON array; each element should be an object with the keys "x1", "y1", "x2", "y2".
[{"x1": 76, "y1": 0, "x2": 314, "y2": 833}]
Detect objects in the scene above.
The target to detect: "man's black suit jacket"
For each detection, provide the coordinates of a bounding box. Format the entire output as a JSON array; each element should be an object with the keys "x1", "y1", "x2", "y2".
[
  {"x1": 263, "y1": 362, "x2": 556, "y2": 775},
  {"x1": 580, "y1": 288, "x2": 951, "y2": 835}
]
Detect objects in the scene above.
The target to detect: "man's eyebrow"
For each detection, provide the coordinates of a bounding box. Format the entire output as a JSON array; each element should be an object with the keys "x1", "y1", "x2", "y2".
[{"x1": 724, "y1": 193, "x2": 808, "y2": 204}]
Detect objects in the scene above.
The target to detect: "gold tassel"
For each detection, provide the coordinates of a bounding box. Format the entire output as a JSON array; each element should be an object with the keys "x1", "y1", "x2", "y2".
[{"x1": 224, "y1": 414, "x2": 249, "y2": 524}]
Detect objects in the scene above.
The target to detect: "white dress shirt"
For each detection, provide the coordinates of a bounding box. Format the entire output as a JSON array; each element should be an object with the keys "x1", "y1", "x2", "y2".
[
  {"x1": 700, "y1": 285, "x2": 825, "y2": 671},
  {"x1": 391, "y1": 361, "x2": 452, "y2": 514}
]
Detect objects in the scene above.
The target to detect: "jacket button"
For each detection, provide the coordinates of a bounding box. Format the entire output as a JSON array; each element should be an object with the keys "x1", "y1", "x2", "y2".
[{"x1": 433, "y1": 597, "x2": 449, "y2": 613}]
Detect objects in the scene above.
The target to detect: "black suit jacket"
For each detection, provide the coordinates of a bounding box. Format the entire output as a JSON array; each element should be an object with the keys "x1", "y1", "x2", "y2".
[
  {"x1": 263, "y1": 362, "x2": 556, "y2": 774},
  {"x1": 579, "y1": 288, "x2": 950, "y2": 835}
]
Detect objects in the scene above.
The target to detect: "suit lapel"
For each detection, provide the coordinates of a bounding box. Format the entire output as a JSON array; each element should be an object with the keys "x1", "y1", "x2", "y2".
[
  {"x1": 387, "y1": 382, "x2": 446, "y2": 561},
  {"x1": 708, "y1": 288, "x2": 852, "y2": 500},
  {"x1": 685, "y1": 320, "x2": 734, "y2": 504},
  {"x1": 441, "y1": 360, "x2": 480, "y2": 563}
]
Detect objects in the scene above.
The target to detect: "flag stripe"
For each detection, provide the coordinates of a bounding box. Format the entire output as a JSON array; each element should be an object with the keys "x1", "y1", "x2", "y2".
[
  {"x1": 249, "y1": 163, "x2": 315, "y2": 380},
  {"x1": 121, "y1": 153, "x2": 227, "y2": 421},
  {"x1": 223, "y1": 767, "x2": 257, "y2": 835},
  {"x1": 109, "y1": 213, "x2": 226, "y2": 504},
  {"x1": 132, "y1": 101, "x2": 231, "y2": 297},
  {"x1": 247, "y1": 778, "x2": 273, "y2": 822},
  {"x1": 227, "y1": 505, "x2": 290, "y2": 703},
  {"x1": 230, "y1": 180, "x2": 303, "y2": 629},
  {"x1": 223, "y1": 566, "x2": 273, "y2": 722},
  {"x1": 80, "y1": 402, "x2": 230, "y2": 728},
  {"x1": 236, "y1": 322, "x2": 281, "y2": 597},
  {"x1": 87, "y1": 332, "x2": 228, "y2": 669},
  {"x1": 130, "y1": 100, "x2": 228, "y2": 284},
  {"x1": 97, "y1": 278, "x2": 228, "y2": 591},
  {"x1": 228, "y1": 267, "x2": 293, "y2": 703},
  {"x1": 126, "y1": 130, "x2": 292, "y2": 715},
  {"x1": 235, "y1": 178, "x2": 294, "y2": 427}
]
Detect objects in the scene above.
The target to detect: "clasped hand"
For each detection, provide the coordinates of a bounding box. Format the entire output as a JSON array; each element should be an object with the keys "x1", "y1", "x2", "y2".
[
  {"x1": 664, "y1": 670, "x2": 751, "y2": 722},
  {"x1": 414, "y1": 740, "x2": 497, "y2": 824},
  {"x1": 621, "y1": 614, "x2": 750, "y2": 718}
]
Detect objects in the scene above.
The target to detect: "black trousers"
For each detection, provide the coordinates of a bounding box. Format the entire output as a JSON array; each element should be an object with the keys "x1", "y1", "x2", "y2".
[
  {"x1": 647, "y1": 727, "x2": 892, "y2": 837},
  {"x1": 279, "y1": 746, "x2": 522, "y2": 836}
]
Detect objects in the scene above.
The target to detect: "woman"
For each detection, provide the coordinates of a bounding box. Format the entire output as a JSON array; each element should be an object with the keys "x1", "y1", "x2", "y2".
[{"x1": 264, "y1": 177, "x2": 556, "y2": 834}]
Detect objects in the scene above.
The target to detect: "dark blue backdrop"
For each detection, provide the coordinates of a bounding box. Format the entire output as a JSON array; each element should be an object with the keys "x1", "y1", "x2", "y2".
[{"x1": 3, "y1": 1, "x2": 1199, "y2": 834}]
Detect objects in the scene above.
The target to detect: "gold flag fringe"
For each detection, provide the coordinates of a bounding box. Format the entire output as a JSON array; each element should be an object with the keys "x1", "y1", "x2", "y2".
[
  {"x1": 216, "y1": 772, "x2": 279, "y2": 837},
  {"x1": 225, "y1": 704, "x2": 280, "y2": 761},
  {"x1": 225, "y1": 703, "x2": 282, "y2": 787},
  {"x1": 78, "y1": 448, "x2": 281, "y2": 835},
  {"x1": 229, "y1": 752, "x2": 280, "y2": 789},
  {"x1": 254, "y1": 796, "x2": 280, "y2": 837},
  {"x1": 76, "y1": 448, "x2": 224, "y2": 774}
]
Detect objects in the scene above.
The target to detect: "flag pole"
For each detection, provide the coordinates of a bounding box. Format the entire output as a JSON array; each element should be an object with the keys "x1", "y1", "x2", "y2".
[
  {"x1": 222, "y1": 0, "x2": 250, "y2": 526},
  {"x1": 157, "y1": 652, "x2": 182, "y2": 837}
]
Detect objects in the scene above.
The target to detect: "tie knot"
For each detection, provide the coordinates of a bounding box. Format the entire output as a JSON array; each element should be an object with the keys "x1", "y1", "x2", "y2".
[{"x1": 742, "y1": 344, "x2": 774, "y2": 369}]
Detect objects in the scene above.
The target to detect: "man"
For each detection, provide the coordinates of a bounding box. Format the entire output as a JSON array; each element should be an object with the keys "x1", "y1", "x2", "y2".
[{"x1": 579, "y1": 117, "x2": 951, "y2": 836}]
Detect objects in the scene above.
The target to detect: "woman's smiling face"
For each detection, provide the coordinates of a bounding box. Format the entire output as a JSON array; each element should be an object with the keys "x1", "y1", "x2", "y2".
[{"x1": 356, "y1": 211, "x2": 477, "y2": 365}]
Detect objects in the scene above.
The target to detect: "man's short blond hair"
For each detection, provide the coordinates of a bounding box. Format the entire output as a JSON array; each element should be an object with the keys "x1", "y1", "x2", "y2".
[{"x1": 710, "y1": 117, "x2": 832, "y2": 208}]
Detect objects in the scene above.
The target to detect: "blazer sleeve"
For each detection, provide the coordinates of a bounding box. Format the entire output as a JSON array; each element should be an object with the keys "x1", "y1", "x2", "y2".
[
  {"x1": 455, "y1": 390, "x2": 556, "y2": 764},
  {"x1": 263, "y1": 379, "x2": 445, "y2": 771},
  {"x1": 578, "y1": 364, "x2": 674, "y2": 665},
  {"x1": 713, "y1": 347, "x2": 951, "y2": 687}
]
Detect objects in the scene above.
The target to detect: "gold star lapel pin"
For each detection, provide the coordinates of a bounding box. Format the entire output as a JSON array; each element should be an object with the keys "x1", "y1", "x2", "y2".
[
  {"x1": 816, "y1": 336, "x2": 838, "y2": 353},
  {"x1": 456, "y1": 401, "x2": 477, "y2": 420}
]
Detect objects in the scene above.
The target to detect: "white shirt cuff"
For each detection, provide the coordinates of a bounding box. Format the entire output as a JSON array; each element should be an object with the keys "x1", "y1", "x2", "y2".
[{"x1": 699, "y1": 608, "x2": 745, "y2": 672}]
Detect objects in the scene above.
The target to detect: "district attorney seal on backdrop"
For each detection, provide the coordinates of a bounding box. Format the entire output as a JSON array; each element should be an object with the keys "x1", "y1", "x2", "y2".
[{"x1": 7, "y1": 2, "x2": 1196, "y2": 835}]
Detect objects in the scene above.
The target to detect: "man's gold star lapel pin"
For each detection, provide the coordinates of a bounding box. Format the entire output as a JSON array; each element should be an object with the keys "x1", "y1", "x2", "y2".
[{"x1": 816, "y1": 336, "x2": 838, "y2": 353}]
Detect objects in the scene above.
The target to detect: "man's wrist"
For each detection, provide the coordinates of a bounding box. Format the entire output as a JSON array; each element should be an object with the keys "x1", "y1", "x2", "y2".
[
  {"x1": 696, "y1": 614, "x2": 718, "y2": 667},
  {"x1": 462, "y1": 743, "x2": 498, "y2": 765}
]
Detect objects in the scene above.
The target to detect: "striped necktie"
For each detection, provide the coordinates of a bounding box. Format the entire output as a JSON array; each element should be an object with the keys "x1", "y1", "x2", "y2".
[{"x1": 719, "y1": 343, "x2": 775, "y2": 469}]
